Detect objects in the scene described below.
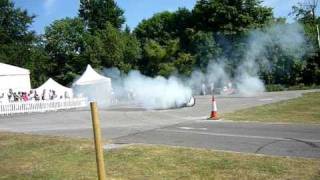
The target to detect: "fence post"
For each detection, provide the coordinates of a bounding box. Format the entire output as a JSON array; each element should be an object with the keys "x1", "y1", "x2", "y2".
[{"x1": 90, "y1": 102, "x2": 106, "y2": 180}]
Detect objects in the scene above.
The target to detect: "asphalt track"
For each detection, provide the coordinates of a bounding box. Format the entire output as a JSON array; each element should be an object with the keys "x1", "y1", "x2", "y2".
[
  {"x1": 0, "y1": 90, "x2": 319, "y2": 158},
  {"x1": 114, "y1": 121, "x2": 320, "y2": 158}
]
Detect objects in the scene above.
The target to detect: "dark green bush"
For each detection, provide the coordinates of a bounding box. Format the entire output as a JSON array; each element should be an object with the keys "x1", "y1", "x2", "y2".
[{"x1": 265, "y1": 84, "x2": 286, "y2": 92}]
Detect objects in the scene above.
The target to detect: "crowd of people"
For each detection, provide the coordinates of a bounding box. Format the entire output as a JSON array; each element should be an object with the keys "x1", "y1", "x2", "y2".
[{"x1": 0, "y1": 89, "x2": 71, "y2": 103}]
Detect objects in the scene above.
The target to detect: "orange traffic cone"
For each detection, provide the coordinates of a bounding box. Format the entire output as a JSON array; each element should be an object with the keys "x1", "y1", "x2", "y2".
[{"x1": 210, "y1": 96, "x2": 219, "y2": 120}]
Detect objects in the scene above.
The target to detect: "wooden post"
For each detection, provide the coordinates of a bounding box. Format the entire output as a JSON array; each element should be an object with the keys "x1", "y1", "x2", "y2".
[{"x1": 90, "y1": 102, "x2": 106, "y2": 180}]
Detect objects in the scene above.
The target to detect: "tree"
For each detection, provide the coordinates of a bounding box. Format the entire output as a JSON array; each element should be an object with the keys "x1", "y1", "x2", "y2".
[
  {"x1": 0, "y1": 0, "x2": 35, "y2": 67},
  {"x1": 122, "y1": 32, "x2": 141, "y2": 72},
  {"x1": 134, "y1": 8, "x2": 194, "y2": 45},
  {"x1": 44, "y1": 17, "x2": 86, "y2": 84},
  {"x1": 92, "y1": 22, "x2": 124, "y2": 68},
  {"x1": 79, "y1": 0, "x2": 125, "y2": 31},
  {"x1": 189, "y1": 31, "x2": 221, "y2": 70},
  {"x1": 192, "y1": 0, "x2": 273, "y2": 34},
  {"x1": 141, "y1": 39, "x2": 167, "y2": 75},
  {"x1": 134, "y1": 11, "x2": 175, "y2": 45},
  {"x1": 292, "y1": 0, "x2": 318, "y2": 22},
  {"x1": 174, "y1": 52, "x2": 195, "y2": 76},
  {"x1": 82, "y1": 22, "x2": 141, "y2": 73},
  {"x1": 134, "y1": 1, "x2": 274, "y2": 78},
  {"x1": 291, "y1": 0, "x2": 320, "y2": 85},
  {"x1": 25, "y1": 36, "x2": 53, "y2": 87},
  {"x1": 158, "y1": 63, "x2": 176, "y2": 77}
]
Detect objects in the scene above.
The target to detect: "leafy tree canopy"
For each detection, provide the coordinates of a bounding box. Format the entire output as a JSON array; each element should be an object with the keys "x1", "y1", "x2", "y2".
[
  {"x1": 192, "y1": 0, "x2": 273, "y2": 34},
  {"x1": 44, "y1": 17, "x2": 87, "y2": 84},
  {"x1": 0, "y1": 0, "x2": 35, "y2": 66},
  {"x1": 79, "y1": 0, "x2": 125, "y2": 31}
]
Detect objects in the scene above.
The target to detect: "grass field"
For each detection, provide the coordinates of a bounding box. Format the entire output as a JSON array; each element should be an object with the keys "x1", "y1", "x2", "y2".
[
  {"x1": 0, "y1": 132, "x2": 319, "y2": 180},
  {"x1": 223, "y1": 92, "x2": 320, "y2": 124}
]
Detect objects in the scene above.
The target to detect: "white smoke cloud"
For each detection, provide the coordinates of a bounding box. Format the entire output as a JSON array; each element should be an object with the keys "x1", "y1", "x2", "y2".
[
  {"x1": 103, "y1": 69, "x2": 192, "y2": 109},
  {"x1": 92, "y1": 23, "x2": 309, "y2": 109},
  {"x1": 186, "y1": 23, "x2": 309, "y2": 96},
  {"x1": 236, "y1": 73, "x2": 265, "y2": 96},
  {"x1": 205, "y1": 59, "x2": 230, "y2": 88},
  {"x1": 187, "y1": 69, "x2": 205, "y2": 95},
  {"x1": 233, "y1": 23, "x2": 308, "y2": 96}
]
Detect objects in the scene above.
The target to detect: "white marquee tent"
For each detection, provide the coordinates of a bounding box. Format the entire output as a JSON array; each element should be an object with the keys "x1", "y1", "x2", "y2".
[
  {"x1": 0, "y1": 63, "x2": 31, "y2": 92},
  {"x1": 35, "y1": 78, "x2": 73, "y2": 99},
  {"x1": 73, "y1": 65, "x2": 112, "y2": 106}
]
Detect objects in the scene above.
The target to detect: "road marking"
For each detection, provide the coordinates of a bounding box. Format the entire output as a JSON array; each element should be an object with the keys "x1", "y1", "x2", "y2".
[
  {"x1": 259, "y1": 98, "x2": 273, "y2": 101},
  {"x1": 183, "y1": 116, "x2": 208, "y2": 120},
  {"x1": 157, "y1": 129, "x2": 320, "y2": 143},
  {"x1": 179, "y1": 127, "x2": 207, "y2": 130}
]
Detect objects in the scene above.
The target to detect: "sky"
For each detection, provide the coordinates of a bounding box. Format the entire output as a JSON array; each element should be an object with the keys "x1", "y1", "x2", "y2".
[{"x1": 13, "y1": 0, "x2": 303, "y2": 34}]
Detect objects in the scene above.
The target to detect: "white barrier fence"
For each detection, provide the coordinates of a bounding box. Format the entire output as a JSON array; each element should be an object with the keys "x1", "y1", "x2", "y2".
[{"x1": 0, "y1": 98, "x2": 88, "y2": 115}]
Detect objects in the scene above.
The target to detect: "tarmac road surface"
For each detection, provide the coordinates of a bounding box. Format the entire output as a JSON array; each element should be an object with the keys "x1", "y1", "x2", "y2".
[
  {"x1": 0, "y1": 89, "x2": 319, "y2": 158},
  {"x1": 114, "y1": 121, "x2": 320, "y2": 158}
]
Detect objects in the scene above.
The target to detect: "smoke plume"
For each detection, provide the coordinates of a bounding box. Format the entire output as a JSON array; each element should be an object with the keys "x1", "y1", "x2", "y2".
[
  {"x1": 189, "y1": 23, "x2": 309, "y2": 96},
  {"x1": 104, "y1": 69, "x2": 192, "y2": 109},
  {"x1": 99, "y1": 23, "x2": 310, "y2": 109},
  {"x1": 234, "y1": 23, "x2": 308, "y2": 96}
]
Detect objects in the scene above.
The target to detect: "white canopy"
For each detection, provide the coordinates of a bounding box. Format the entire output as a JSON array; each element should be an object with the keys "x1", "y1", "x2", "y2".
[
  {"x1": 35, "y1": 78, "x2": 73, "y2": 98},
  {"x1": 0, "y1": 63, "x2": 30, "y2": 76},
  {"x1": 74, "y1": 65, "x2": 111, "y2": 85},
  {"x1": 73, "y1": 65, "x2": 112, "y2": 106},
  {"x1": 0, "y1": 63, "x2": 31, "y2": 92}
]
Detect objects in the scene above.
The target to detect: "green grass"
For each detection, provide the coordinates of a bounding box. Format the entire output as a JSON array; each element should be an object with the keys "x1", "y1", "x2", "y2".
[
  {"x1": 265, "y1": 84, "x2": 320, "y2": 92},
  {"x1": 1, "y1": 132, "x2": 320, "y2": 180},
  {"x1": 223, "y1": 92, "x2": 320, "y2": 124}
]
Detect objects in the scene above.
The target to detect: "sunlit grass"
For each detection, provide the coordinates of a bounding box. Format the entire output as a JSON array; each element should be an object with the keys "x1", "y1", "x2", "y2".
[
  {"x1": 223, "y1": 92, "x2": 320, "y2": 124},
  {"x1": 0, "y1": 132, "x2": 319, "y2": 179}
]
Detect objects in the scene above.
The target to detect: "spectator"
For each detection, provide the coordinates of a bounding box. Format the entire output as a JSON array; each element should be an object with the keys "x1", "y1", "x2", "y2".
[
  {"x1": 2, "y1": 89, "x2": 72, "y2": 103},
  {"x1": 7, "y1": 89, "x2": 13, "y2": 102},
  {"x1": 210, "y1": 83, "x2": 215, "y2": 95},
  {"x1": 17, "y1": 92, "x2": 22, "y2": 101},
  {"x1": 28, "y1": 90, "x2": 34, "y2": 101},
  {"x1": 41, "y1": 89, "x2": 46, "y2": 100},
  {"x1": 201, "y1": 83, "x2": 206, "y2": 95},
  {"x1": 50, "y1": 90, "x2": 57, "y2": 100},
  {"x1": 34, "y1": 91, "x2": 40, "y2": 101},
  {"x1": 22, "y1": 92, "x2": 28, "y2": 101},
  {"x1": 13, "y1": 92, "x2": 19, "y2": 102}
]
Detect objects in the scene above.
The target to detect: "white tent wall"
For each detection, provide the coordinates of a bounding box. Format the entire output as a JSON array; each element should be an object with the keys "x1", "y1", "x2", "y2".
[
  {"x1": 73, "y1": 65, "x2": 113, "y2": 106},
  {"x1": 73, "y1": 80, "x2": 112, "y2": 106},
  {"x1": 0, "y1": 75, "x2": 31, "y2": 92},
  {"x1": 0, "y1": 63, "x2": 31, "y2": 93},
  {"x1": 35, "y1": 78, "x2": 73, "y2": 99}
]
